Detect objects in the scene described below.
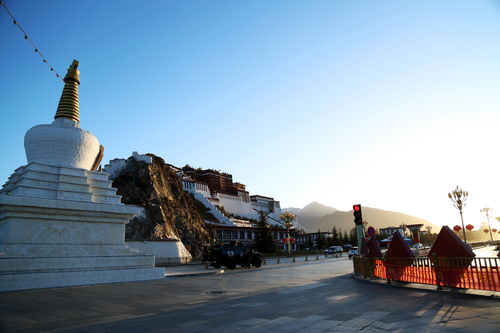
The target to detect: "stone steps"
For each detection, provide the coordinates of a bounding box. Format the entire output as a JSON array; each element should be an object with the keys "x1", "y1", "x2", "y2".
[
  {"x1": 1, "y1": 162, "x2": 121, "y2": 204},
  {"x1": 0, "y1": 255, "x2": 155, "y2": 274},
  {"x1": 0, "y1": 267, "x2": 165, "y2": 292}
]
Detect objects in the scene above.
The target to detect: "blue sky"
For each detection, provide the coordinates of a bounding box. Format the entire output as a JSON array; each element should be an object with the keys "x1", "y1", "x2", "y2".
[{"x1": 1, "y1": 0, "x2": 500, "y2": 230}]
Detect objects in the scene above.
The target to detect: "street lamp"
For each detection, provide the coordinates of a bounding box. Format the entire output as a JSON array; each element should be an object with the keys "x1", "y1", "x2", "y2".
[
  {"x1": 448, "y1": 186, "x2": 468, "y2": 243},
  {"x1": 480, "y1": 207, "x2": 493, "y2": 243}
]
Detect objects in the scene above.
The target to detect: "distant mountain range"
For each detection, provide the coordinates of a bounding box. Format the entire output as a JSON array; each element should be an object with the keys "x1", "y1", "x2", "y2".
[
  {"x1": 286, "y1": 201, "x2": 339, "y2": 229},
  {"x1": 284, "y1": 202, "x2": 440, "y2": 233}
]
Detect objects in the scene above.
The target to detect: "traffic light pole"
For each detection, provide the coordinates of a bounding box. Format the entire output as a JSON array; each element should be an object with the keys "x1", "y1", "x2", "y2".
[
  {"x1": 352, "y1": 204, "x2": 364, "y2": 254},
  {"x1": 356, "y1": 224, "x2": 364, "y2": 254}
]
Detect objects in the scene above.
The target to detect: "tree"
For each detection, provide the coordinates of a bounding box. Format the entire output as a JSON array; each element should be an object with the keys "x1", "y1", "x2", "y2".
[
  {"x1": 342, "y1": 230, "x2": 350, "y2": 245},
  {"x1": 420, "y1": 231, "x2": 438, "y2": 245},
  {"x1": 316, "y1": 229, "x2": 326, "y2": 249},
  {"x1": 254, "y1": 211, "x2": 276, "y2": 253},
  {"x1": 305, "y1": 234, "x2": 314, "y2": 250},
  {"x1": 280, "y1": 211, "x2": 297, "y2": 254},
  {"x1": 349, "y1": 228, "x2": 357, "y2": 245},
  {"x1": 332, "y1": 226, "x2": 340, "y2": 246}
]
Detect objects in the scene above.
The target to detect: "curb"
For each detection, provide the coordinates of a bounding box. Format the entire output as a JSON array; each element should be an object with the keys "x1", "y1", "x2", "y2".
[
  {"x1": 351, "y1": 273, "x2": 500, "y2": 299},
  {"x1": 164, "y1": 256, "x2": 346, "y2": 278},
  {"x1": 165, "y1": 267, "x2": 224, "y2": 278}
]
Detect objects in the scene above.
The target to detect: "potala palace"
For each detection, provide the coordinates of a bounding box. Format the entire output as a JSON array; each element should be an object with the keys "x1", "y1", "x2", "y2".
[{"x1": 104, "y1": 152, "x2": 302, "y2": 250}]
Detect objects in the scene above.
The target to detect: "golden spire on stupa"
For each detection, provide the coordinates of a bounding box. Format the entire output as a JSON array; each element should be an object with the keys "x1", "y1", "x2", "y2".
[{"x1": 54, "y1": 60, "x2": 80, "y2": 122}]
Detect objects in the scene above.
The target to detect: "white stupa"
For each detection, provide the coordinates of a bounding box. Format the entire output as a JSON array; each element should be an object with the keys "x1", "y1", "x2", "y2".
[{"x1": 0, "y1": 60, "x2": 165, "y2": 291}]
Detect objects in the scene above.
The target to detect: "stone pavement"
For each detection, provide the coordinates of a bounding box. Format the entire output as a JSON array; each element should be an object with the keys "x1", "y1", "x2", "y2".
[{"x1": 1, "y1": 257, "x2": 499, "y2": 332}]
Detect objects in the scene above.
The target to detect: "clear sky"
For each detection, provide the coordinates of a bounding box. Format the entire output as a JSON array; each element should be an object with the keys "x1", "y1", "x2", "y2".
[{"x1": 1, "y1": 0, "x2": 500, "y2": 231}]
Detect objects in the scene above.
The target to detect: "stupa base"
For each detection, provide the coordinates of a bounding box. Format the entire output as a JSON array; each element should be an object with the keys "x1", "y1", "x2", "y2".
[
  {"x1": 0, "y1": 262, "x2": 165, "y2": 292},
  {"x1": 0, "y1": 163, "x2": 165, "y2": 292}
]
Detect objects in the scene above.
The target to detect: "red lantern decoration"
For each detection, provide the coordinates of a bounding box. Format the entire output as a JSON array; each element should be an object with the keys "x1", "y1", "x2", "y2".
[
  {"x1": 492, "y1": 229, "x2": 497, "y2": 233},
  {"x1": 453, "y1": 225, "x2": 462, "y2": 232},
  {"x1": 466, "y1": 224, "x2": 474, "y2": 231},
  {"x1": 484, "y1": 229, "x2": 489, "y2": 233},
  {"x1": 290, "y1": 238, "x2": 296, "y2": 244},
  {"x1": 282, "y1": 238, "x2": 288, "y2": 244}
]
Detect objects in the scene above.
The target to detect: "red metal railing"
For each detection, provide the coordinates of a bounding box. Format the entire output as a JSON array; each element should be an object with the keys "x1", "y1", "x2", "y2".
[{"x1": 353, "y1": 256, "x2": 500, "y2": 292}]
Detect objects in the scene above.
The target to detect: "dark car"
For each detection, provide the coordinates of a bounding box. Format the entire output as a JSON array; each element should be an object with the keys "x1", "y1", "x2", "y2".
[{"x1": 205, "y1": 244, "x2": 263, "y2": 269}]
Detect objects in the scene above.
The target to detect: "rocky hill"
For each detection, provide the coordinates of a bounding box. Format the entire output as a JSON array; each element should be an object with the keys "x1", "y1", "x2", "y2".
[{"x1": 110, "y1": 155, "x2": 213, "y2": 256}]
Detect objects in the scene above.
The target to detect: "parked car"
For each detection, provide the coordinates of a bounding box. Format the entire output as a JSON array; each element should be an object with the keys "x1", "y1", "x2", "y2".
[
  {"x1": 204, "y1": 244, "x2": 263, "y2": 269},
  {"x1": 348, "y1": 247, "x2": 358, "y2": 259},
  {"x1": 324, "y1": 246, "x2": 343, "y2": 256},
  {"x1": 413, "y1": 243, "x2": 424, "y2": 249}
]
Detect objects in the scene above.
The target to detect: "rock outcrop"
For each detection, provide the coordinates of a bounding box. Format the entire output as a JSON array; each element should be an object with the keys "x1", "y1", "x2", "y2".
[{"x1": 110, "y1": 155, "x2": 213, "y2": 256}]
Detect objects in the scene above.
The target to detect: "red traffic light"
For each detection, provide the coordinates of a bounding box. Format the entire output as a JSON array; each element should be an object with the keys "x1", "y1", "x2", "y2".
[{"x1": 352, "y1": 204, "x2": 363, "y2": 225}]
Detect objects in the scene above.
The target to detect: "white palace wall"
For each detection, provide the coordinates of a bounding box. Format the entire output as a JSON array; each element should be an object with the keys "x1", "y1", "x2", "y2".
[
  {"x1": 216, "y1": 192, "x2": 254, "y2": 218},
  {"x1": 103, "y1": 152, "x2": 152, "y2": 179}
]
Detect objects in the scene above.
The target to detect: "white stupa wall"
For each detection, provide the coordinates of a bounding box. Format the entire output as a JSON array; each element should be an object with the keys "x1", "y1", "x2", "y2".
[{"x1": 24, "y1": 118, "x2": 100, "y2": 170}]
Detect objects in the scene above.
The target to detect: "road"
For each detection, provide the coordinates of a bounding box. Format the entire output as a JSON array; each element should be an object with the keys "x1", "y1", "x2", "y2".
[
  {"x1": 1, "y1": 257, "x2": 499, "y2": 332},
  {"x1": 473, "y1": 245, "x2": 499, "y2": 258}
]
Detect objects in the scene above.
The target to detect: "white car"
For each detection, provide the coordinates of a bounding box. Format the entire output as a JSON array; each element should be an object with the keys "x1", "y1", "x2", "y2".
[
  {"x1": 324, "y1": 246, "x2": 343, "y2": 256},
  {"x1": 348, "y1": 247, "x2": 358, "y2": 259}
]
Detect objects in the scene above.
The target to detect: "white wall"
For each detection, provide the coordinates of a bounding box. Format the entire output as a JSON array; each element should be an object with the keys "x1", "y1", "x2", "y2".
[
  {"x1": 182, "y1": 181, "x2": 232, "y2": 224},
  {"x1": 182, "y1": 180, "x2": 283, "y2": 225},
  {"x1": 126, "y1": 240, "x2": 191, "y2": 264},
  {"x1": 216, "y1": 192, "x2": 255, "y2": 218},
  {"x1": 103, "y1": 152, "x2": 152, "y2": 179},
  {"x1": 131, "y1": 151, "x2": 152, "y2": 164},
  {"x1": 195, "y1": 182, "x2": 211, "y2": 198},
  {"x1": 103, "y1": 159, "x2": 127, "y2": 179},
  {"x1": 251, "y1": 199, "x2": 282, "y2": 222}
]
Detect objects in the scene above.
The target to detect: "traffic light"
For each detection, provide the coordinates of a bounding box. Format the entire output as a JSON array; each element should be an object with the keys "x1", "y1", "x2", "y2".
[{"x1": 353, "y1": 204, "x2": 363, "y2": 225}]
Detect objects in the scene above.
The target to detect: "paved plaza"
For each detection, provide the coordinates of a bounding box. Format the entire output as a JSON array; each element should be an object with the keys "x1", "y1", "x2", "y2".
[{"x1": 1, "y1": 257, "x2": 499, "y2": 332}]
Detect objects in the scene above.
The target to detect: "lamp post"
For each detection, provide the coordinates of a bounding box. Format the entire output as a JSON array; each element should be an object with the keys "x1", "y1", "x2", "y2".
[
  {"x1": 448, "y1": 186, "x2": 468, "y2": 243},
  {"x1": 480, "y1": 207, "x2": 493, "y2": 243}
]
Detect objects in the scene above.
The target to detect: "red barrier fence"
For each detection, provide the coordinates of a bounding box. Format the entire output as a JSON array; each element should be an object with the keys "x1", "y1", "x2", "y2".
[{"x1": 353, "y1": 256, "x2": 500, "y2": 292}]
